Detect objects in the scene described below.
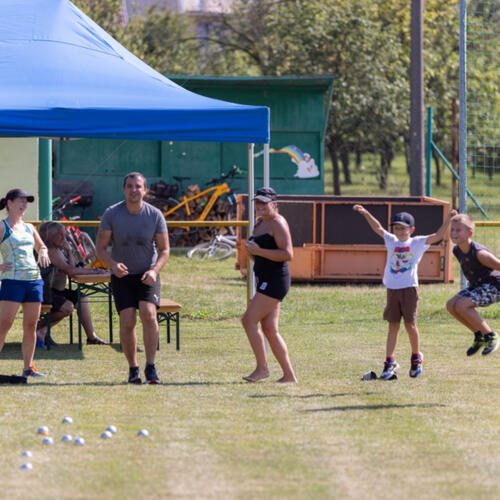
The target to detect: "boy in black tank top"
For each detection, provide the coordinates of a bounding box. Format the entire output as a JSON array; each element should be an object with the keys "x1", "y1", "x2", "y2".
[{"x1": 447, "y1": 214, "x2": 500, "y2": 356}]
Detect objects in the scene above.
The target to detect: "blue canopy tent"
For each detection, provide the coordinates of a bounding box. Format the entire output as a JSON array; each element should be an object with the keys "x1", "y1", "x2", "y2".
[
  {"x1": 0, "y1": 1, "x2": 268, "y2": 288},
  {"x1": 0, "y1": 0, "x2": 269, "y2": 143}
]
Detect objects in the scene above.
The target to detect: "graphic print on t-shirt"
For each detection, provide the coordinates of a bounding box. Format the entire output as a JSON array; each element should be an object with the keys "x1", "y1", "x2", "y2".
[{"x1": 390, "y1": 245, "x2": 414, "y2": 276}]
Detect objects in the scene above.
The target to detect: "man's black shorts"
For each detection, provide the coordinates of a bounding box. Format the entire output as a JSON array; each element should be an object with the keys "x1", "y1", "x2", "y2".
[
  {"x1": 111, "y1": 274, "x2": 160, "y2": 313},
  {"x1": 44, "y1": 288, "x2": 78, "y2": 312}
]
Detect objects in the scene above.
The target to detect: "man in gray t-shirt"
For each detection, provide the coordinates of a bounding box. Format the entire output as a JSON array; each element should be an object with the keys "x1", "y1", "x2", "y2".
[{"x1": 97, "y1": 172, "x2": 169, "y2": 385}]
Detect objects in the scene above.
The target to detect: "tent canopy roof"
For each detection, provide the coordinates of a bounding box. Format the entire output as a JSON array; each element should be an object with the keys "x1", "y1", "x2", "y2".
[{"x1": 0, "y1": 0, "x2": 269, "y2": 143}]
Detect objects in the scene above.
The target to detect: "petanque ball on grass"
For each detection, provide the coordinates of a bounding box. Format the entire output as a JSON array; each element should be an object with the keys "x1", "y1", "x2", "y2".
[
  {"x1": 74, "y1": 437, "x2": 85, "y2": 446},
  {"x1": 137, "y1": 429, "x2": 149, "y2": 437},
  {"x1": 101, "y1": 431, "x2": 112, "y2": 439},
  {"x1": 42, "y1": 437, "x2": 54, "y2": 445},
  {"x1": 106, "y1": 425, "x2": 117, "y2": 434},
  {"x1": 62, "y1": 434, "x2": 73, "y2": 442},
  {"x1": 62, "y1": 416, "x2": 73, "y2": 424},
  {"x1": 21, "y1": 463, "x2": 33, "y2": 470},
  {"x1": 37, "y1": 426, "x2": 49, "y2": 436},
  {"x1": 21, "y1": 450, "x2": 32, "y2": 458}
]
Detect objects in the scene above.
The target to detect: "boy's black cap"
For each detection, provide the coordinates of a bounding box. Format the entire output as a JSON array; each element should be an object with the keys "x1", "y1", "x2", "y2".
[
  {"x1": 6, "y1": 188, "x2": 34, "y2": 203},
  {"x1": 252, "y1": 187, "x2": 277, "y2": 203},
  {"x1": 390, "y1": 212, "x2": 415, "y2": 228}
]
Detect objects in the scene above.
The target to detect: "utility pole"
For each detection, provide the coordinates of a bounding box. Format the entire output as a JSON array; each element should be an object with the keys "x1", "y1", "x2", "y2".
[{"x1": 410, "y1": 0, "x2": 424, "y2": 195}]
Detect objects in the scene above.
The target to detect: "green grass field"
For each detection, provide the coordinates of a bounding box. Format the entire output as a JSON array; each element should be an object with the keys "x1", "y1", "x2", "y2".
[{"x1": 1, "y1": 254, "x2": 499, "y2": 499}]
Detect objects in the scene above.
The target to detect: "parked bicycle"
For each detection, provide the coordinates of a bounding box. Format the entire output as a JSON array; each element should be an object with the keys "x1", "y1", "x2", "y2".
[
  {"x1": 149, "y1": 166, "x2": 240, "y2": 247},
  {"x1": 186, "y1": 234, "x2": 236, "y2": 260},
  {"x1": 52, "y1": 196, "x2": 97, "y2": 266}
]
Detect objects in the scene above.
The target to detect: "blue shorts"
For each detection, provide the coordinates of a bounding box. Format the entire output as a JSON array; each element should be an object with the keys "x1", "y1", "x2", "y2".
[{"x1": 0, "y1": 279, "x2": 44, "y2": 303}]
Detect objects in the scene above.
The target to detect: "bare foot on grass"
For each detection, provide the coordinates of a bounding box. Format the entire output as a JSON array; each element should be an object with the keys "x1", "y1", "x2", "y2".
[
  {"x1": 276, "y1": 375, "x2": 297, "y2": 383},
  {"x1": 243, "y1": 368, "x2": 270, "y2": 382}
]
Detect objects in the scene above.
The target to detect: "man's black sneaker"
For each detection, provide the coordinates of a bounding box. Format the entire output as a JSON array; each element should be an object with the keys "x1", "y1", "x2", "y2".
[
  {"x1": 128, "y1": 366, "x2": 142, "y2": 384},
  {"x1": 482, "y1": 332, "x2": 499, "y2": 356},
  {"x1": 466, "y1": 332, "x2": 485, "y2": 356},
  {"x1": 145, "y1": 363, "x2": 160, "y2": 385},
  {"x1": 379, "y1": 360, "x2": 399, "y2": 380}
]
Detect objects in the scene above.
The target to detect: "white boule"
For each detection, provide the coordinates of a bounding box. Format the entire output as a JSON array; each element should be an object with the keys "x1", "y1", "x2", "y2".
[
  {"x1": 62, "y1": 434, "x2": 73, "y2": 442},
  {"x1": 137, "y1": 429, "x2": 149, "y2": 437},
  {"x1": 74, "y1": 437, "x2": 85, "y2": 446},
  {"x1": 37, "y1": 426, "x2": 49, "y2": 434},
  {"x1": 101, "y1": 431, "x2": 112, "y2": 439},
  {"x1": 21, "y1": 462, "x2": 33, "y2": 470},
  {"x1": 42, "y1": 437, "x2": 54, "y2": 445},
  {"x1": 106, "y1": 425, "x2": 117, "y2": 434},
  {"x1": 62, "y1": 416, "x2": 73, "y2": 424},
  {"x1": 21, "y1": 450, "x2": 32, "y2": 458}
]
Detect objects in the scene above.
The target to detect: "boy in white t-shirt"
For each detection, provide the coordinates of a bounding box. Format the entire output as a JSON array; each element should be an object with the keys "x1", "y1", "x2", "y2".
[{"x1": 353, "y1": 205, "x2": 457, "y2": 379}]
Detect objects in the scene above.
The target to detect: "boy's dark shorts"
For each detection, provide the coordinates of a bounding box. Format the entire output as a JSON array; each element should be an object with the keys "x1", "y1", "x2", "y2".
[
  {"x1": 383, "y1": 287, "x2": 419, "y2": 324},
  {"x1": 111, "y1": 274, "x2": 160, "y2": 313},
  {"x1": 457, "y1": 283, "x2": 500, "y2": 307}
]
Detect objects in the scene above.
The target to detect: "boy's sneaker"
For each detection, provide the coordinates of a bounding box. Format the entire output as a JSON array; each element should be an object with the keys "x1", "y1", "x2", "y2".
[
  {"x1": 145, "y1": 363, "x2": 160, "y2": 385},
  {"x1": 380, "y1": 360, "x2": 399, "y2": 380},
  {"x1": 466, "y1": 332, "x2": 485, "y2": 356},
  {"x1": 22, "y1": 364, "x2": 45, "y2": 377},
  {"x1": 409, "y1": 353, "x2": 423, "y2": 378},
  {"x1": 482, "y1": 332, "x2": 499, "y2": 356},
  {"x1": 128, "y1": 366, "x2": 142, "y2": 384}
]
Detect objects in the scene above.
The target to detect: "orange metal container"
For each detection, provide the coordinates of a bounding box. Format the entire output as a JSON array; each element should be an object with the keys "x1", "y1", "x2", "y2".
[{"x1": 236, "y1": 195, "x2": 453, "y2": 283}]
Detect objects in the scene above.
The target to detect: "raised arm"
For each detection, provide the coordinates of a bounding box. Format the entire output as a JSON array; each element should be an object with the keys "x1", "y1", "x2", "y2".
[
  {"x1": 477, "y1": 249, "x2": 500, "y2": 271},
  {"x1": 425, "y1": 209, "x2": 458, "y2": 245},
  {"x1": 352, "y1": 204, "x2": 384, "y2": 239}
]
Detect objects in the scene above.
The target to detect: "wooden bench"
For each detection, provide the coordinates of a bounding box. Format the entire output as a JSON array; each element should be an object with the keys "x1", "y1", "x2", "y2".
[{"x1": 156, "y1": 299, "x2": 182, "y2": 350}]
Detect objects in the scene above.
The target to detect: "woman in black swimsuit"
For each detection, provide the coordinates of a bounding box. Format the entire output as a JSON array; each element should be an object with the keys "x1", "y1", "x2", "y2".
[{"x1": 242, "y1": 187, "x2": 297, "y2": 383}]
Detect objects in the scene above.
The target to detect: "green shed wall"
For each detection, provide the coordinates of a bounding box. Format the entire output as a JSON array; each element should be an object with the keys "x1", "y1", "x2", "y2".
[{"x1": 55, "y1": 76, "x2": 334, "y2": 218}]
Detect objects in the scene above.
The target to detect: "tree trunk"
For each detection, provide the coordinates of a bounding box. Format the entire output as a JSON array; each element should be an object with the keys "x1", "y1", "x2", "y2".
[
  {"x1": 326, "y1": 140, "x2": 341, "y2": 195},
  {"x1": 379, "y1": 152, "x2": 388, "y2": 190},
  {"x1": 384, "y1": 144, "x2": 394, "y2": 170},
  {"x1": 340, "y1": 145, "x2": 352, "y2": 184},
  {"x1": 355, "y1": 148, "x2": 362, "y2": 170},
  {"x1": 403, "y1": 134, "x2": 411, "y2": 174}
]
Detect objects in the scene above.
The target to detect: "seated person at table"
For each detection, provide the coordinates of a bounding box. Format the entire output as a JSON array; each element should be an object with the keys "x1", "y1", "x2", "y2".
[{"x1": 36, "y1": 222, "x2": 107, "y2": 347}]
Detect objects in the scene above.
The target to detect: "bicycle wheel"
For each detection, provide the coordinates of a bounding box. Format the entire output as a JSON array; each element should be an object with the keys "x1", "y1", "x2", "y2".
[
  {"x1": 187, "y1": 241, "x2": 234, "y2": 260},
  {"x1": 78, "y1": 231, "x2": 97, "y2": 264}
]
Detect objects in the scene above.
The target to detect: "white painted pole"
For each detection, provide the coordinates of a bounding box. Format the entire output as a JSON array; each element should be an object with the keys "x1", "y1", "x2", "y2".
[
  {"x1": 459, "y1": 0, "x2": 467, "y2": 216},
  {"x1": 459, "y1": 0, "x2": 467, "y2": 288},
  {"x1": 248, "y1": 143, "x2": 255, "y2": 299},
  {"x1": 263, "y1": 143, "x2": 270, "y2": 188}
]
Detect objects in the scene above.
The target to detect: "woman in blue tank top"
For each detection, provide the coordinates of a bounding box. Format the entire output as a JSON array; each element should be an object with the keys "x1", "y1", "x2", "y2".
[
  {"x1": 241, "y1": 187, "x2": 297, "y2": 383},
  {"x1": 0, "y1": 189, "x2": 50, "y2": 377}
]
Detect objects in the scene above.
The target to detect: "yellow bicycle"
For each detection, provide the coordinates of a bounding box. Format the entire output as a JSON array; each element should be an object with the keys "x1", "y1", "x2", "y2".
[{"x1": 161, "y1": 166, "x2": 239, "y2": 246}]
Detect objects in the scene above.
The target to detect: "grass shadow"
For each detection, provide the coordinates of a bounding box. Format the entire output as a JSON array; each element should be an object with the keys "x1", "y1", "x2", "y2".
[
  {"x1": 300, "y1": 403, "x2": 447, "y2": 413},
  {"x1": 0, "y1": 342, "x2": 85, "y2": 360},
  {"x1": 249, "y1": 392, "x2": 377, "y2": 399}
]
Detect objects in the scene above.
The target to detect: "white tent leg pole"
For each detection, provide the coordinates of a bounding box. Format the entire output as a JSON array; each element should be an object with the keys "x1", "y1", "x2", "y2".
[
  {"x1": 248, "y1": 143, "x2": 255, "y2": 300},
  {"x1": 263, "y1": 143, "x2": 270, "y2": 188}
]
